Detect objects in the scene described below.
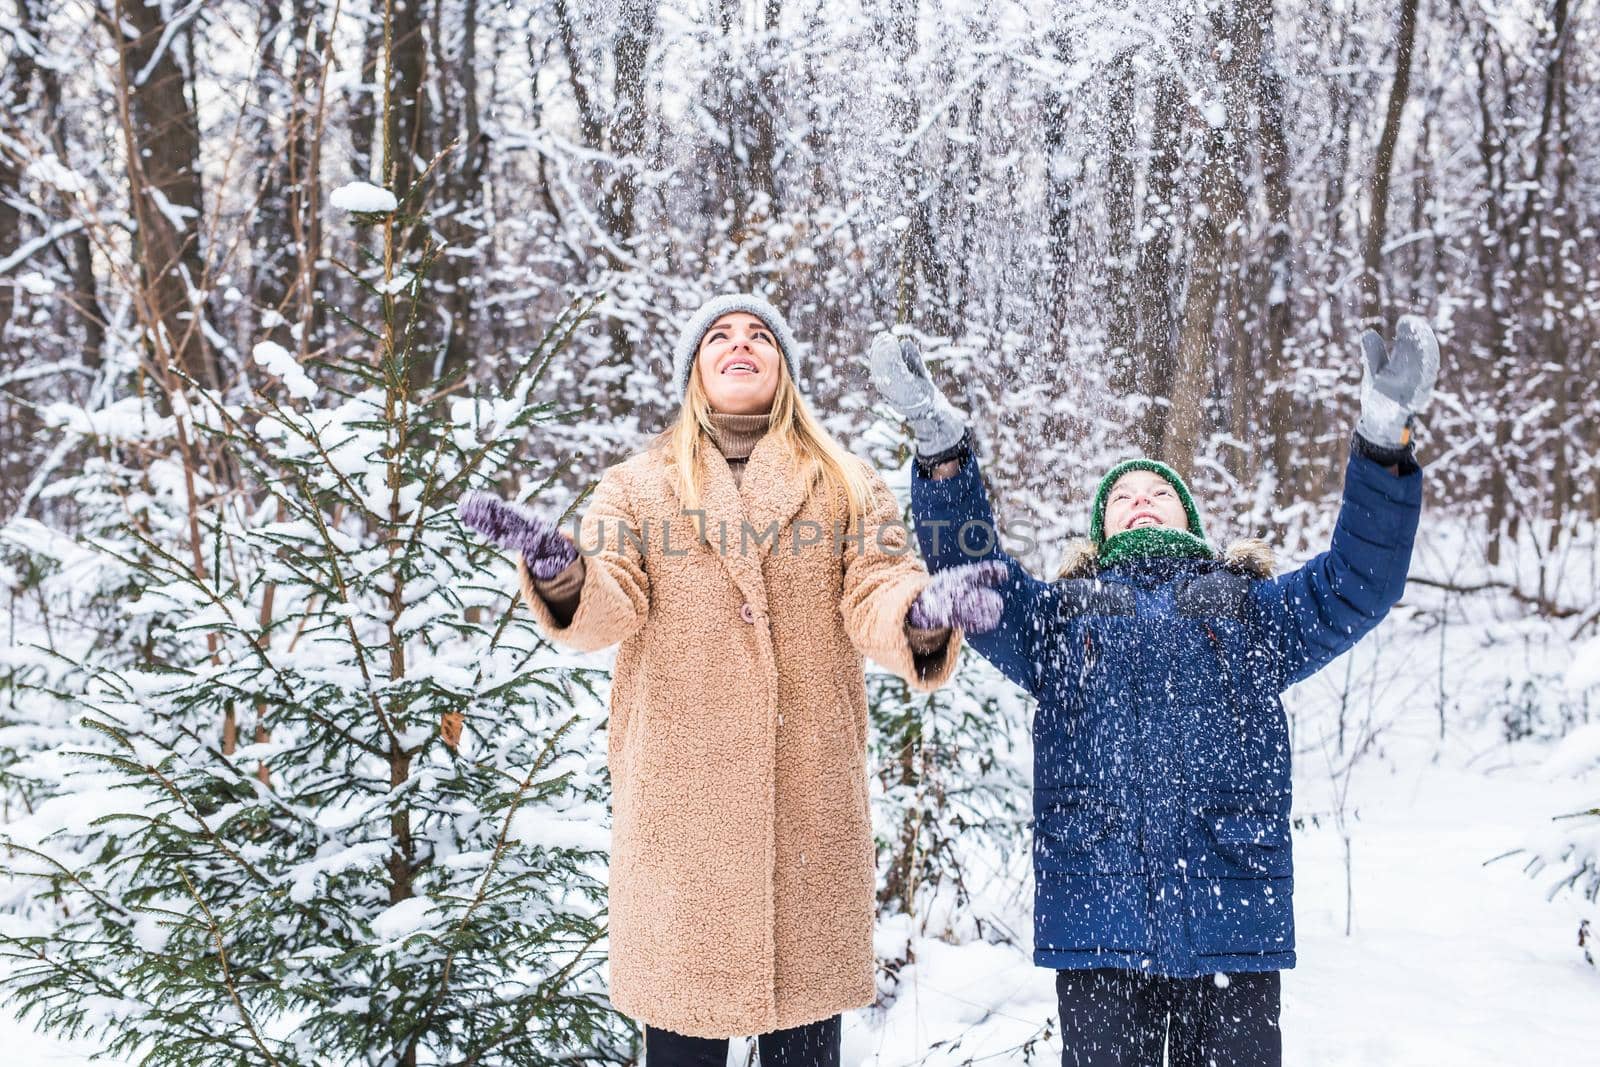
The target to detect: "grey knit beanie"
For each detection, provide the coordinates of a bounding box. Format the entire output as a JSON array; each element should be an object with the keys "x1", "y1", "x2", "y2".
[{"x1": 670, "y1": 293, "x2": 802, "y2": 397}]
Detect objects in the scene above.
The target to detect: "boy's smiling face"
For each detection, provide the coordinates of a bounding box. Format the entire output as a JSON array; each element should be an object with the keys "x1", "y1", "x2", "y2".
[{"x1": 1103, "y1": 469, "x2": 1189, "y2": 536}]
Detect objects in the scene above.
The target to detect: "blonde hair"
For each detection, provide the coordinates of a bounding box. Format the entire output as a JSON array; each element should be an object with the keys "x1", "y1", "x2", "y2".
[{"x1": 660, "y1": 358, "x2": 877, "y2": 529}]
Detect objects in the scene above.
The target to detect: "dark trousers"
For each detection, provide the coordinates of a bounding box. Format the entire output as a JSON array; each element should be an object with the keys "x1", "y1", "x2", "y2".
[
  {"x1": 1055, "y1": 968, "x2": 1281, "y2": 1067},
  {"x1": 643, "y1": 1014, "x2": 841, "y2": 1067}
]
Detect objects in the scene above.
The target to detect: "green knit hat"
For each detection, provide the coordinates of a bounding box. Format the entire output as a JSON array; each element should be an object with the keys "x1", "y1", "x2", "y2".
[{"x1": 1089, "y1": 458, "x2": 1212, "y2": 569}]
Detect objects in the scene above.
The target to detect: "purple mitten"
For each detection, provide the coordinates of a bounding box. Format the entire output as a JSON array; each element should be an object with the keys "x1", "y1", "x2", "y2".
[
  {"x1": 459, "y1": 493, "x2": 577, "y2": 580},
  {"x1": 907, "y1": 560, "x2": 1008, "y2": 635}
]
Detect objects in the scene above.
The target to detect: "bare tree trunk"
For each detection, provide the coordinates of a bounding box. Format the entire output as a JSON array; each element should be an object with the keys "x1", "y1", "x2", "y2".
[
  {"x1": 108, "y1": 0, "x2": 237, "y2": 748},
  {"x1": 1215, "y1": 0, "x2": 1286, "y2": 489},
  {"x1": 1304, "y1": 0, "x2": 1359, "y2": 495},
  {"x1": 885, "y1": 0, "x2": 951, "y2": 334},
  {"x1": 601, "y1": 0, "x2": 655, "y2": 250},
  {"x1": 385, "y1": 0, "x2": 430, "y2": 200},
  {"x1": 1164, "y1": 3, "x2": 1248, "y2": 477},
  {"x1": 1547, "y1": 18, "x2": 1576, "y2": 537},
  {"x1": 381, "y1": 0, "x2": 441, "y2": 397},
  {"x1": 1104, "y1": 53, "x2": 1135, "y2": 379},
  {"x1": 0, "y1": 0, "x2": 40, "y2": 517},
  {"x1": 1507, "y1": 0, "x2": 1569, "y2": 550},
  {"x1": 1226, "y1": 238, "x2": 1252, "y2": 484},
  {"x1": 1359, "y1": 0, "x2": 1420, "y2": 328},
  {"x1": 352, "y1": 5, "x2": 383, "y2": 179},
  {"x1": 0, "y1": 13, "x2": 30, "y2": 355},
  {"x1": 0, "y1": 0, "x2": 105, "y2": 519},
  {"x1": 1135, "y1": 69, "x2": 1183, "y2": 454},
  {"x1": 251, "y1": 0, "x2": 326, "y2": 354},
  {"x1": 789, "y1": 2, "x2": 833, "y2": 309},
  {"x1": 250, "y1": 5, "x2": 289, "y2": 348},
  {"x1": 111, "y1": 0, "x2": 223, "y2": 393},
  {"x1": 553, "y1": 0, "x2": 604, "y2": 149},
  {"x1": 1407, "y1": 84, "x2": 1441, "y2": 310},
  {"x1": 549, "y1": 0, "x2": 656, "y2": 370},
  {"x1": 602, "y1": 0, "x2": 656, "y2": 366},
  {"x1": 291, "y1": 0, "x2": 329, "y2": 363},
  {"x1": 710, "y1": 0, "x2": 773, "y2": 281},
  {"x1": 433, "y1": 0, "x2": 487, "y2": 390},
  {"x1": 748, "y1": 0, "x2": 782, "y2": 218},
  {"x1": 1045, "y1": 27, "x2": 1083, "y2": 348},
  {"x1": 800, "y1": 1, "x2": 829, "y2": 206},
  {"x1": 1248, "y1": 0, "x2": 1297, "y2": 500},
  {"x1": 744, "y1": 0, "x2": 787, "y2": 305},
  {"x1": 705, "y1": 0, "x2": 740, "y2": 236},
  {"x1": 1464, "y1": 13, "x2": 1514, "y2": 564},
  {"x1": 949, "y1": 82, "x2": 984, "y2": 331}
]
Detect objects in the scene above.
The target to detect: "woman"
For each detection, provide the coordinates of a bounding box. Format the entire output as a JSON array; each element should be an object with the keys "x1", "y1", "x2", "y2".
[
  {"x1": 463, "y1": 293, "x2": 1005, "y2": 1066},
  {"x1": 867, "y1": 318, "x2": 1438, "y2": 1066}
]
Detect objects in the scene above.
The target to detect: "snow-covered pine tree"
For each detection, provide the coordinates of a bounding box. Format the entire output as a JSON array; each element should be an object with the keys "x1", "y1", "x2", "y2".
[
  {"x1": 0, "y1": 382, "x2": 196, "y2": 838},
  {"x1": 0, "y1": 169, "x2": 632, "y2": 1064}
]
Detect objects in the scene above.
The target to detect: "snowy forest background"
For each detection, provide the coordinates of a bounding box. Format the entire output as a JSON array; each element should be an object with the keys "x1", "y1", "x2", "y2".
[{"x1": 0, "y1": 0, "x2": 1597, "y2": 1063}]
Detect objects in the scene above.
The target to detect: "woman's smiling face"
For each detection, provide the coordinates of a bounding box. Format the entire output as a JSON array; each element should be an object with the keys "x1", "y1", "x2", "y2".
[
  {"x1": 1103, "y1": 469, "x2": 1189, "y2": 536},
  {"x1": 696, "y1": 312, "x2": 782, "y2": 414}
]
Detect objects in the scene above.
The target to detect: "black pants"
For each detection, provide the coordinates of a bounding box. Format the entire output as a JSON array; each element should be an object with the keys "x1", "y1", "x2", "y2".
[
  {"x1": 643, "y1": 1014, "x2": 840, "y2": 1067},
  {"x1": 1055, "y1": 968, "x2": 1281, "y2": 1067}
]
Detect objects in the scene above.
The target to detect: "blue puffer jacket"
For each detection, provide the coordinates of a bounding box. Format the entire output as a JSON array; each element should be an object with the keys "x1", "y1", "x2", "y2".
[{"x1": 910, "y1": 446, "x2": 1422, "y2": 976}]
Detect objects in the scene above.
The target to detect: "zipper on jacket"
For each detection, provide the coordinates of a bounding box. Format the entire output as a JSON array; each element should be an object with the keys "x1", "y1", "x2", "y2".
[{"x1": 1203, "y1": 624, "x2": 1251, "y2": 748}]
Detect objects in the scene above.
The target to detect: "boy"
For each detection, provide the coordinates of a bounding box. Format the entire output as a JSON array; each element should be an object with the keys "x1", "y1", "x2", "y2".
[{"x1": 868, "y1": 319, "x2": 1437, "y2": 1066}]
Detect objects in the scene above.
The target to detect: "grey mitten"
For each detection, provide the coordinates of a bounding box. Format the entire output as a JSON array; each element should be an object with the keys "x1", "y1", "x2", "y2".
[
  {"x1": 907, "y1": 561, "x2": 1008, "y2": 635},
  {"x1": 460, "y1": 493, "x2": 577, "y2": 580},
  {"x1": 868, "y1": 331, "x2": 967, "y2": 456},
  {"x1": 1356, "y1": 315, "x2": 1439, "y2": 451}
]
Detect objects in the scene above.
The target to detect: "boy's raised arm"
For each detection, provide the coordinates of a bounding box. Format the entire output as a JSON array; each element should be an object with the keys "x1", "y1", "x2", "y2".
[
  {"x1": 869, "y1": 332, "x2": 1060, "y2": 696},
  {"x1": 1253, "y1": 316, "x2": 1438, "y2": 686}
]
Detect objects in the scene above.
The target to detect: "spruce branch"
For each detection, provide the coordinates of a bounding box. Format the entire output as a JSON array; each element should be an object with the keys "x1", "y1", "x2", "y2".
[
  {"x1": 402, "y1": 712, "x2": 582, "y2": 1054},
  {"x1": 176, "y1": 866, "x2": 282, "y2": 1067}
]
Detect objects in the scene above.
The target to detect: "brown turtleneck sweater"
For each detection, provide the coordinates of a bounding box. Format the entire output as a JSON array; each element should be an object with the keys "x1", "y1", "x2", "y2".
[
  {"x1": 532, "y1": 412, "x2": 951, "y2": 657},
  {"x1": 702, "y1": 409, "x2": 770, "y2": 490}
]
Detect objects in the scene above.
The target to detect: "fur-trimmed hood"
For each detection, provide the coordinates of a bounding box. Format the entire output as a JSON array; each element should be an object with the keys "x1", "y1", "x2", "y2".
[{"x1": 1055, "y1": 536, "x2": 1276, "y2": 581}]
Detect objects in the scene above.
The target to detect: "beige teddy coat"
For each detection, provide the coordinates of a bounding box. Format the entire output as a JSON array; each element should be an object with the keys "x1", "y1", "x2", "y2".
[{"x1": 517, "y1": 433, "x2": 962, "y2": 1039}]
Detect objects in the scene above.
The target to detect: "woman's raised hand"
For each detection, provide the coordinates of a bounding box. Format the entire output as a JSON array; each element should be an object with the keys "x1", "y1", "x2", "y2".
[
  {"x1": 1356, "y1": 315, "x2": 1439, "y2": 453},
  {"x1": 907, "y1": 560, "x2": 1008, "y2": 635},
  {"x1": 867, "y1": 332, "x2": 967, "y2": 456},
  {"x1": 460, "y1": 493, "x2": 577, "y2": 580}
]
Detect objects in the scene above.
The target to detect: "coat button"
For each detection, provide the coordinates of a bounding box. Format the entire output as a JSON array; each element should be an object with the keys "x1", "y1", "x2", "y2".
[{"x1": 740, "y1": 602, "x2": 757, "y2": 623}]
